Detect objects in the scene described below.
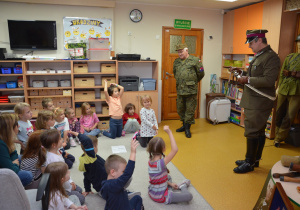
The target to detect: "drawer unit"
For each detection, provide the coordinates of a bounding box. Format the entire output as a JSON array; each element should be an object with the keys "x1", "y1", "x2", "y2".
[
  {"x1": 75, "y1": 91, "x2": 95, "y2": 100},
  {"x1": 74, "y1": 78, "x2": 95, "y2": 87},
  {"x1": 55, "y1": 89, "x2": 63, "y2": 95}
]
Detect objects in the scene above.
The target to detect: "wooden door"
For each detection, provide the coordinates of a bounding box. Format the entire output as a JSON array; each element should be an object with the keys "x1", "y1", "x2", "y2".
[{"x1": 162, "y1": 27, "x2": 203, "y2": 120}]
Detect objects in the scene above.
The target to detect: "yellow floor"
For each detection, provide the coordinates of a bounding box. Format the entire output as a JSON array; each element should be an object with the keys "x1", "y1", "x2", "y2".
[{"x1": 158, "y1": 119, "x2": 299, "y2": 210}]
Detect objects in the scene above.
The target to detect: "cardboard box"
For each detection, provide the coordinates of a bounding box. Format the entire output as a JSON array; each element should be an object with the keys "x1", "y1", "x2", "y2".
[
  {"x1": 55, "y1": 89, "x2": 63, "y2": 95},
  {"x1": 102, "y1": 106, "x2": 109, "y2": 115},
  {"x1": 63, "y1": 90, "x2": 72, "y2": 96},
  {"x1": 98, "y1": 120, "x2": 109, "y2": 130},
  {"x1": 39, "y1": 89, "x2": 47, "y2": 96},
  {"x1": 29, "y1": 90, "x2": 39, "y2": 96},
  {"x1": 47, "y1": 89, "x2": 56, "y2": 95},
  {"x1": 74, "y1": 78, "x2": 94, "y2": 87},
  {"x1": 30, "y1": 101, "x2": 42, "y2": 108},
  {"x1": 101, "y1": 64, "x2": 116, "y2": 73},
  {"x1": 75, "y1": 91, "x2": 95, "y2": 100},
  {"x1": 74, "y1": 64, "x2": 88, "y2": 73},
  {"x1": 31, "y1": 108, "x2": 40, "y2": 116},
  {"x1": 56, "y1": 101, "x2": 64, "y2": 108},
  {"x1": 101, "y1": 77, "x2": 116, "y2": 86},
  {"x1": 63, "y1": 100, "x2": 71, "y2": 108}
]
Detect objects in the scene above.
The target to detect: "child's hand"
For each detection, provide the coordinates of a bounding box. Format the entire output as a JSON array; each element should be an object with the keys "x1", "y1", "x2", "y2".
[
  {"x1": 62, "y1": 142, "x2": 67, "y2": 148},
  {"x1": 104, "y1": 79, "x2": 107, "y2": 83},
  {"x1": 163, "y1": 125, "x2": 171, "y2": 133},
  {"x1": 76, "y1": 205, "x2": 88, "y2": 210},
  {"x1": 12, "y1": 159, "x2": 19, "y2": 166},
  {"x1": 64, "y1": 152, "x2": 69, "y2": 158},
  {"x1": 155, "y1": 129, "x2": 158, "y2": 135},
  {"x1": 69, "y1": 131, "x2": 79, "y2": 136},
  {"x1": 131, "y1": 139, "x2": 139, "y2": 153},
  {"x1": 82, "y1": 191, "x2": 93, "y2": 196},
  {"x1": 20, "y1": 142, "x2": 26, "y2": 150},
  {"x1": 169, "y1": 182, "x2": 179, "y2": 190},
  {"x1": 71, "y1": 182, "x2": 76, "y2": 191}
]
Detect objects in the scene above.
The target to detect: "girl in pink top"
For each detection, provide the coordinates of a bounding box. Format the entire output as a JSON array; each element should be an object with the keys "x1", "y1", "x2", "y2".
[
  {"x1": 103, "y1": 80, "x2": 124, "y2": 139},
  {"x1": 79, "y1": 102, "x2": 100, "y2": 137}
]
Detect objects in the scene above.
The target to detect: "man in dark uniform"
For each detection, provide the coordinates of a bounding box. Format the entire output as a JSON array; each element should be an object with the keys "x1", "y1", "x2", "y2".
[
  {"x1": 173, "y1": 43, "x2": 205, "y2": 138},
  {"x1": 233, "y1": 29, "x2": 280, "y2": 173},
  {"x1": 274, "y1": 35, "x2": 300, "y2": 147}
]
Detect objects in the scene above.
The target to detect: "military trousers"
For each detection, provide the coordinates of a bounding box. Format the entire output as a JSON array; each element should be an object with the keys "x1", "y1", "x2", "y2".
[
  {"x1": 244, "y1": 108, "x2": 272, "y2": 138},
  {"x1": 176, "y1": 94, "x2": 197, "y2": 124},
  {"x1": 275, "y1": 93, "x2": 300, "y2": 142}
]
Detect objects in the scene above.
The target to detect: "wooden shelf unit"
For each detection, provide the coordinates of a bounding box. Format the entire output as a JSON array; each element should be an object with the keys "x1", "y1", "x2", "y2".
[{"x1": 1, "y1": 60, "x2": 159, "y2": 122}]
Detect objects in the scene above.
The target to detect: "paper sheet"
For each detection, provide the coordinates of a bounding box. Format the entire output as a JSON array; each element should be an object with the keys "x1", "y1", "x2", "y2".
[{"x1": 111, "y1": 145, "x2": 127, "y2": 154}]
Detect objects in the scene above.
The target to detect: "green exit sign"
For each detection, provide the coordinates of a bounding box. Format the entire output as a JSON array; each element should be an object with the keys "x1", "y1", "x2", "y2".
[{"x1": 174, "y1": 19, "x2": 191, "y2": 29}]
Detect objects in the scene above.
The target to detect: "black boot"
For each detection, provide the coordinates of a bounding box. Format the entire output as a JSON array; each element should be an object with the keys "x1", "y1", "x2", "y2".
[
  {"x1": 255, "y1": 136, "x2": 265, "y2": 166},
  {"x1": 176, "y1": 121, "x2": 185, "y2": 132},
  {"x1": 185, "y1": 124, "x2": 191, "y2": 138},
  {"x1": 234, "y1": 138, "x2": 258, "y2": 173}
]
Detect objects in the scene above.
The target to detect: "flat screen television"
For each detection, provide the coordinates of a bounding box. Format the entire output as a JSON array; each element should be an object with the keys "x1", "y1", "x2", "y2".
[{"x1": 7, "y1": 20, "x2": 57, "y2": 50}]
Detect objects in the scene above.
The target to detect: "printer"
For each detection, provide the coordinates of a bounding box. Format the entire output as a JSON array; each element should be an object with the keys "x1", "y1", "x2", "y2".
[{"x1": 116, "y1": 54, "x2": 141, "y2": 61}]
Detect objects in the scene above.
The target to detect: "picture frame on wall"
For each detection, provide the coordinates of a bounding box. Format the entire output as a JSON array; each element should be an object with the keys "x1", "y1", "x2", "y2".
[{"x1": 268, "y1": 182, "x2": 294, "y2": 210}]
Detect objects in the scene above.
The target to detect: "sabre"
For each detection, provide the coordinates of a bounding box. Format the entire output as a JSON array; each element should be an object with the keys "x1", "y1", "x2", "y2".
[{"x1": 228, "y1": 67, "x2": 276, "y2": 101}]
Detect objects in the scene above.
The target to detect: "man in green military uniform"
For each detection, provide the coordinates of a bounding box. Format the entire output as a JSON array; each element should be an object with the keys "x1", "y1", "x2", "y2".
[
  {"x1": 173, "y1": 43, "x2": 205, "y2": 138},
  {"x1": 274, "y1": 35, "x2": 300, "y2": 147},
  {"x1": 233, "y1": 30, "x2": 280, "y2": 173}
]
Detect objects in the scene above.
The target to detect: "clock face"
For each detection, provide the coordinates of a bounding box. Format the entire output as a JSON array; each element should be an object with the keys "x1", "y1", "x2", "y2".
[{"x1": 129, "y1": 9, "x2": 142, "y2": 23}]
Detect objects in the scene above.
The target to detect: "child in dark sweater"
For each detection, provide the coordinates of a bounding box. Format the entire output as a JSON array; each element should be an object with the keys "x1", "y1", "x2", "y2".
[
  {"x1": 69, "y1": 131, "x2": 107, "y2": 195},
  {"x1": 100, "y1": 139, "x2": 143, "y2": 210}
]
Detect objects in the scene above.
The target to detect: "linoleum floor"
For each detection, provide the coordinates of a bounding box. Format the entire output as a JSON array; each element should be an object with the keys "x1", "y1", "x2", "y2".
[{"x1": 158, "y1": 119, "x2": 300, "y2": 210}]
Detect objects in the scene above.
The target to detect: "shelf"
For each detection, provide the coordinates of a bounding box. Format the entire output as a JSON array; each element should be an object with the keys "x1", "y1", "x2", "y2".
[
  {"x1": 73, "y1": 60, "x2": 114, "y2": 62},
  {"x1": 74, "y1": 99, "x2": 105, "y2": 103},
  {"x1": 27, "y1": 87, "x2": 72, "y2": 90},
  {"x1": 0, "y1": 103, "x2": 18, "y2": 106},
  {"x1": 0, "y1": 74, "x2": 23, "y2": 77},
  {"x1": 74, "y1": 86, "x2": 103, "y2": 89},
  {"x1": 25, "y1": 73, "x2": 71, "y2": 76},
  {"x1": 0, "y1": 88, "x2": 24, "y2": 91},
  {"x1": 73, "y1": 73, "x2": 115, "y2": 75},
  {"x1": 118, "y1": 60, "x2": 157, "y2": 63},
  {"x1": 231, "y1": 107, "x2": 242, "y2": 113},
  {"x1": 27, "y1": 95, "x2": 72, "y2": 98}
]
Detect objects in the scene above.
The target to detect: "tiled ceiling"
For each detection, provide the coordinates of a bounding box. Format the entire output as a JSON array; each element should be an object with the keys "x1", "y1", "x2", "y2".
[{"x1": 114, "y1": 0, "x2": 263, "y2": 10}]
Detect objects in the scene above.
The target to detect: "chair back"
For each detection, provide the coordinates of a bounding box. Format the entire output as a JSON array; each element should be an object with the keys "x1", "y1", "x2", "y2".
[
  {"x1": 36, "y1": 173, "x2": 50, "y2": 210},
  {"x1": 0, "y1": 168, "x2": 31, "y2": 210}
]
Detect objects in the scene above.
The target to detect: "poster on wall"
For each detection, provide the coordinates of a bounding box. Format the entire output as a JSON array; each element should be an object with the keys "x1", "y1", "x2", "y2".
[{"x1": 63, "y1": 17, "x2": 112, "y2": 50}]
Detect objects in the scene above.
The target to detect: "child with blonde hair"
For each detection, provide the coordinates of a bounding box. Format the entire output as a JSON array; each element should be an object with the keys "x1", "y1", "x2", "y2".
[
  {"x1": 79, "y1": 102, "x2": 100, "y2": 137},
  {"x1": 14, "y1": 102, "x2": 34, "y2": 153},
  {"x1": 45, "y1": 162, "x2": 87, "y2": 210},
  {"x1": 147, "y1": 125, "x2": 192, "y2": 204},
  {"x1": 103, "y1": 80, "x2": 124, "y2": 139},
  {"x1": 122, "y1": 103, "x2": 141, "y2": 134},
  {"x1": 41, "y1": 129, "x2": 85, "y2": 205},
  {"x1": 20, "y1": 130, "x2": 46, "y2": 189},
  {"x1": 53, "y1": 107, "x2": 75, "y2": 169},
  {"x1": 35, "y1": 110, "x2": 55, "y2": 130},
  {"x1": 139, "y1": 95, "x2": 158, "y2": 147},
  {"x1": 65, "y1": 107, "x2": 81, "y2": 145},
  {"x1": 42, "y1": 98, "x2": 55, "y2": 111}
]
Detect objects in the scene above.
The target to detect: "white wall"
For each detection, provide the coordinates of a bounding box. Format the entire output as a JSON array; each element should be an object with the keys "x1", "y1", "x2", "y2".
[
  {"x1": 0, "y1": 1, "x2": 223, "y2": 118},
  {"x1": 114, "y1": 3, "x2": 223, "y2": 118}
]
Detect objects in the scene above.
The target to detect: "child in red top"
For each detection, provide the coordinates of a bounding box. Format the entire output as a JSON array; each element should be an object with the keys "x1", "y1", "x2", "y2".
[{"x1": 122, "y1": 103, "x2": 141, "y2": 134}]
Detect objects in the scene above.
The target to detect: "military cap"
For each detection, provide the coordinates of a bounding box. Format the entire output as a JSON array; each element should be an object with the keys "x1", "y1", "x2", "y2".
[
  {"x1": 245, "y1": 29, "x2": 268, "y2": 44},
  {"x1": 176, "y1": 43, "x2": 188, "y2": 51},
  {"x1": 295, "y1": 34, "x2": 300, "y2": 42}
]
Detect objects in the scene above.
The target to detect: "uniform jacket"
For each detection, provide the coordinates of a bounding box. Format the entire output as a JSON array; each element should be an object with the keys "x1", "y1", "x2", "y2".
[
  {"x1": 240, "y1": 45, "x2": 280, "y2": 110},
  {"x1": 278, "y1": 53, "x2": 300, "y2": 96},
  {"x1": 173, "y1": 55, "x2": 205, "y2": 95}
]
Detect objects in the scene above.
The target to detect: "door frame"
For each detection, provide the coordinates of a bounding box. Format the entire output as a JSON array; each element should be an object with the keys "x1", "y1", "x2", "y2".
[{"x1": 161, "y1": 26, "x2": 204, "y2": 120}]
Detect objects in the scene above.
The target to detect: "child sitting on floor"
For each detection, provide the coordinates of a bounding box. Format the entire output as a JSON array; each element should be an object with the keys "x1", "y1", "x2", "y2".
[
  {"x1": 147, "y1": 125, "x2": 193, "y2": 204},
  {"x1": 65, "y1": 107, "x2": 80, "y2": 145},
  {"x1": 79, "y1": 102, "x2": 100, "y2": 137},
  {"x1": 122, "y1": 103, "x2": 141, "y2": 134},
  {"x1": 69, "y1": 131, "x2": 107, "y2": 196},
  {"x1": 45, "y1": 162, "x2": 87, "y2": 210},
  {"x1": 100, "y1": 139, "x2": 143, "y2": 210}
]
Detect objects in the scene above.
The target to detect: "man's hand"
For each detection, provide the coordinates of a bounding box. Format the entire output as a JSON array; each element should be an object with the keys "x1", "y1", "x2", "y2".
[{"x1": 237, "y1": 76, "x2": 249, "y2": 84}]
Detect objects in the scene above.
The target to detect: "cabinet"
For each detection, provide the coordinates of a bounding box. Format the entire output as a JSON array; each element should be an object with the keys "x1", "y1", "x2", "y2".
[{"x1": 0, "y1": 61, "x2": 25, "y2": 113}]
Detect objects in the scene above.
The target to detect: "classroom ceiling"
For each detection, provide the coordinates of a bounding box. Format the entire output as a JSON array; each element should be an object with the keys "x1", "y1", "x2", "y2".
[{"x1": 114, "y1": 0, "x2": 263, "y2": 10}]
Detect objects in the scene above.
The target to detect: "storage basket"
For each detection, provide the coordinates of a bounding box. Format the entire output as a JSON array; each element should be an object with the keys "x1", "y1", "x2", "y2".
[
  {"x1": 63, "y1": 90, "x2": 72, "y2": 96},
  {"x1": 7, "y1": 81, "x2": 17, "y2": 88},
  {"x1": 57, "y1": 70, "x2": 71, "y2": 74},
  {"x1": 8, "y1": 96, "x2": 25, "y2": 103},
  {"x1": 140, "y1": 78, "x2": 156, "y2": 90},
  {"x1": 101, "y1": 77, "x2": 116, "y2": 86},
  {"x1": 47, "y1": 80, "x2": 59, "y2": 88},
  {"x1": 74, "y1": 64, "x2": 88, "y2": 73},
  {"x1": 98, "y1": 120, "x2": 109, "y2": 130},
  {"x1": 13, "y1": 68, "x2": 22, "y2": 74},
  {"x1": 1, "y1": 68, "x2": 12, "y2": 74},
  {"x1": 101, "y1": 64, "x2": 116, "y2": 73},
  {"x1": 74, "y1": 78, "x2": 94, "y2": 87},
  {"x1": 75, "y1": 91, "x2": 95, "y2": 100},
  {"x1": 60, "y1": 80, "x2": 71, "y2": 87},
  {"x1": 102, "y1": 106, "x2": 109, "y2": 115},
  {"x1": 32, "y1": 81, "x2": 45, "y2": 88}
]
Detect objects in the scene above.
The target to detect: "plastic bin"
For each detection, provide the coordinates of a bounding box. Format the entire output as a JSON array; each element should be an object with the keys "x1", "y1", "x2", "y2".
[
  {"x1": 0, "y1": 84, "x2": 6, "y2": 89},
  {"x1": 60, "y1": 80, "x2": 71, "y2": 87},
  {"x1": 87, "y1": 49, "x2": 110, "y2": 60},
  {"x1": 47, "y1": 80, "x2": 59, "y2": 87},
  {"x1": 140, "y1": 78, "x2": 156, "y2": 90},
  {"x1": 32, "y1": 81, "x2": 45, "y2": 88},
  {"x1": 13, "y1": 67, "x2": 22, "y2": 74},
  {"x1": 8, "y1": 96, "x2": 25, "y2": 103},
  {"x1": 6, "y1": 81, "x2": 17, "y2": 88},
  {"x1": 1, "y1": 68, "x2": 12, "y2": 74}
]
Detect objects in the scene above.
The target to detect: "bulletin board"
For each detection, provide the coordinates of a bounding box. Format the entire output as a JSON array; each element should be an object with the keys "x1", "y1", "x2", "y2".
[{"x1": 63, "y1": 17, "x2": 112, "y2": 49}]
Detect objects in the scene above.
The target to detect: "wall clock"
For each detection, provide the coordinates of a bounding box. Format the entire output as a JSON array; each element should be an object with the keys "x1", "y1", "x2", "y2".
[{"x1": 129, "y1": 9, "x2": 142, "y2": 23}]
